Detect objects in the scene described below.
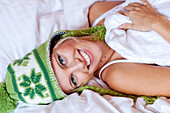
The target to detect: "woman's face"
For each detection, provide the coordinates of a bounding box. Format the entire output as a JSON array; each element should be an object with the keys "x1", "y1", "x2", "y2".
[{"x1": 51, "y1": 37, "x2": 102, "y2": 92}]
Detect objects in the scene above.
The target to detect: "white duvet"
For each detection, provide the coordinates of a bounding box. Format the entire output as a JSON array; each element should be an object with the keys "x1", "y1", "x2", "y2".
[{"x1": 0, "y1": 0, "x2": 170, "y2": 113}]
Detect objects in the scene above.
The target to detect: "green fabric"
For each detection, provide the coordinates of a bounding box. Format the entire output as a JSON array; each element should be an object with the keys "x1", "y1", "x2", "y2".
[
  {"x1": 0, "y1": 82, "x2": 17, "y2": 113},
  {"x1": 62, "y1": 24, "x2": 106, "y2": 41},
  {"x1": 5, "y1": 31, "x2": 67, "y2": 106},
  {"x1": 77, "y1": 85, "x2": 159, "y2": 104}
]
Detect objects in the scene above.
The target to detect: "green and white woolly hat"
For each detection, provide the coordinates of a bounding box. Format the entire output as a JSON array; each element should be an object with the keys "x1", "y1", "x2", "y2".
[
  {"x1": 5, "y1": 31, "x2": 68, "y2": 104},
  {"x1": 4, "y1": 25, "x2": 106, "y2": 105}
]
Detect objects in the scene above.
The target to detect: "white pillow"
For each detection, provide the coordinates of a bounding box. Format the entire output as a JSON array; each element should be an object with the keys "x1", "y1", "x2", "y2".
[{"x1": 0, "y1": 0, "x2": 64, "y2": 82}]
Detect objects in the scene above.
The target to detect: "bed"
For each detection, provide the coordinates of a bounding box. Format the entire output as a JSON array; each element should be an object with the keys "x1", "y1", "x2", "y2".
[{"x1": 1, "y1": 0, "x2": 170, "y2": 113}]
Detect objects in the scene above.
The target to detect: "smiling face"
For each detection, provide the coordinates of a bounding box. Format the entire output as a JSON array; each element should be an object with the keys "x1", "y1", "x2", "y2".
[{"x1": 51, "y1": 37, "x2": 102, "y2": 93}]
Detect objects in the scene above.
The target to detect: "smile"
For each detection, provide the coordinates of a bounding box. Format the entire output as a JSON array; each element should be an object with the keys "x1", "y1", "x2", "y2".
[{"x1": 77, "y1": 49, "x2": 94, "y2": 69}]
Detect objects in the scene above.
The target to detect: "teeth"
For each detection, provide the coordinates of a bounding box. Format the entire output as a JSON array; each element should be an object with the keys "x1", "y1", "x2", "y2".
[{"x1": 79, "y1": 50, "x2": 90, "y2": 66}]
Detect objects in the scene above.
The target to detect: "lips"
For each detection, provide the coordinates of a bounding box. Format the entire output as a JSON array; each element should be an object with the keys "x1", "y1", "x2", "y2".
[{"x1": 77, "y1": 49, "x2": 94, "y2": 69}]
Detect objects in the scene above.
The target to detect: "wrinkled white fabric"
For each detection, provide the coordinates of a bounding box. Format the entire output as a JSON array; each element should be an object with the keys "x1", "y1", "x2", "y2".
[
  {"x1": 104, "y1": 0, "x2": 170, "y2": 66},
  {"x1": 1, "y1": 0, "x2": 170, "y2": 113},
  {"x1": 14, "y1": 77, "x2": 170, "y2": 113}
]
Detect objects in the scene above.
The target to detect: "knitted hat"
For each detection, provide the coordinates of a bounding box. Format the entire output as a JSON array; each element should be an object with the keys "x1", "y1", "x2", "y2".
[{"x1": 5, "y1": 31, "x2": 68, "y2": 104}]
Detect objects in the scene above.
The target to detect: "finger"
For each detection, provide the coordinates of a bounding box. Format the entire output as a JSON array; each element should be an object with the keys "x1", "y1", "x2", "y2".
[
  {"x1": 141, "y1": 0, "x2": 151, "y2": 6},
  {"x1": 118, "y1": 23, "x2": 134, "y2": 30},
  {"x1": 119, "y1": 11, "x2": 128, "y2": 16},
  {"x1": 124, "y1": 3, "x2": 145, "y2": 11},
  {"x1": 128, "y1": 2, "x2": 143, "y2": 7},
  {"x1": 124, "y1": 5, "x2": 136, "y2": 11}
]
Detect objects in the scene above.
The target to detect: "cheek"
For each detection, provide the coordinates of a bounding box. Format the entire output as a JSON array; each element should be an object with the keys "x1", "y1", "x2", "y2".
[
  {"x1": 76, "y1": 72, "x2": 92, "y2": 85},
  {"x1": 56, "y1": 74, "x2": 70, "y2": 92}
]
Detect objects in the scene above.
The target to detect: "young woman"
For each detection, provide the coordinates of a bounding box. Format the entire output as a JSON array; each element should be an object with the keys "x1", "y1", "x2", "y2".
[
  {"x1": 2, "y1": 0, "x2": 170, "y2": 106},
  {"x1": 3, "y1": 1, "x2": 170, "y2": 113}
]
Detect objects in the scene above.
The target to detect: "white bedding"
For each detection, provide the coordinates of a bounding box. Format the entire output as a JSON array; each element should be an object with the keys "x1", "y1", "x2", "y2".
[
  {"x1": 104, "y1": 0, "x2": 170, "y2": 66},
  {"x1": 0, "y1": 0, "x2": 170, "y2": 113}
]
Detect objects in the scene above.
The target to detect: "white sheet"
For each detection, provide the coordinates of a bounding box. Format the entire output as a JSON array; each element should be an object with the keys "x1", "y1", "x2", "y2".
[
  {"x1": 0, "y1": 0, "x2": 170, "y2": 113},
  {"x1": 13, "y1": 77, "x2": 170, "y2": 113},
  {"x1": 104, "y1": 0, "x2": 170, "y2": 66}
]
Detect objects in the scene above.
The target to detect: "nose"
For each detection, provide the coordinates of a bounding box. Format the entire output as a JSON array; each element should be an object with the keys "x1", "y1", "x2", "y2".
[{"x1": 68, "y1": 58, "x2": 87, "y2": 72}]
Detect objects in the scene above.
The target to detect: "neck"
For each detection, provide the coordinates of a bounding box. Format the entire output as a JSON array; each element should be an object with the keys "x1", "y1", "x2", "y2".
[
  {"x1": 94, "y1": 40, "x2": 125, "y2": 77},
  {"x1": 96, "y1": 40, "x2": 114, "y2": 70}
]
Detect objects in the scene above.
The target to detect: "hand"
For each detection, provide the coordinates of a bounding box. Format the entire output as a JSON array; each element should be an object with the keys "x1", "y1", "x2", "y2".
[{"x1": 118, "y1": 0, "x2": 165, "y2": 31}]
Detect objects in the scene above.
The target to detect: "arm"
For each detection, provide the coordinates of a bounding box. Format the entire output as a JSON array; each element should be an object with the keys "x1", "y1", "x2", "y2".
[
  {"x1": 101, "y1": 63, "x2": 170, "y2": 97},
  {"x1": 88, "y1": 1, "x2": 124, "y2": 26},
  {"x1": 119, "y1": 0, "x2": 170, "y2": 43},
  {"x1": 152, "y1": 17, "x2": 170, "y2": 43}
]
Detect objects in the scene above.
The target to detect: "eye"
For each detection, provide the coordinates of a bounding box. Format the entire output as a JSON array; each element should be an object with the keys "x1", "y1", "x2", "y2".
[
  {"x1": 58, "y1": 55, "x2": 66, "y2": 65},
  {"x1": 71, "y1": 74, "x2": 77, "y2": 87}
]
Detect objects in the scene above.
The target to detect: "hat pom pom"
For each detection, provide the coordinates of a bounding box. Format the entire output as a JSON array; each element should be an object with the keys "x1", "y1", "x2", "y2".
[{"x1": 0, "y1": 82, "x2": 18, "y2": 113}]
